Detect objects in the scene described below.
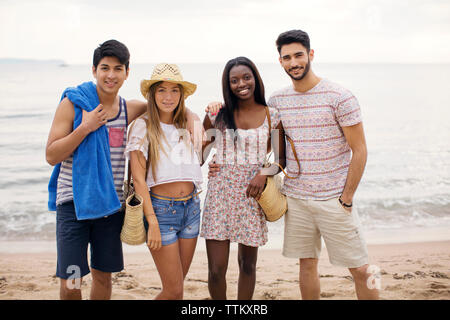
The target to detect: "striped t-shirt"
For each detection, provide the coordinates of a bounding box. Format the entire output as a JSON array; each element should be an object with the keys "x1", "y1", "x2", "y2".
[
  {"x1": 267, "y1": 79, "x2": 362, "y2": 200},
  {"x1": 56, "y1": 97, "x2": 128, "y2": 206}
]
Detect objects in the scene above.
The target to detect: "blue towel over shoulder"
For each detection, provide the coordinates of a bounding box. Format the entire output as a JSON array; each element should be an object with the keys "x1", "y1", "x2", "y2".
[{"x1": 48, "y1": 81, "x2": 121, "y2": 220}]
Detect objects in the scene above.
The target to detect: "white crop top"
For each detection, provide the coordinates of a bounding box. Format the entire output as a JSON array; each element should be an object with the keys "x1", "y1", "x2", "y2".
[{"x1": 124, "y1": 116, "x2": 203, "y2": 189}]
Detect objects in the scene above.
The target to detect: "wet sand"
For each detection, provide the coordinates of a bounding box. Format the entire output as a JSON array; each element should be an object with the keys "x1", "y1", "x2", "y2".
[{"x1": 0, "y1": 240, "x2": 449, "y2": 300}]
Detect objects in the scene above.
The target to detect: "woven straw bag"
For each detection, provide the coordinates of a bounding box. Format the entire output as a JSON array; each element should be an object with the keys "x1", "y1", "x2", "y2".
[
  {"x1": 258, "y1": 173, "x2": 286, "y2": 222},
  {"x1": 120, "y1": 193, "x2": 146, "y2": 245},
  {"x1": 120, "y1": 119, "x2": 149, "y2": 245},
  {"x1": 257, "y1": 107, "x2": 300, "y2": 222}
]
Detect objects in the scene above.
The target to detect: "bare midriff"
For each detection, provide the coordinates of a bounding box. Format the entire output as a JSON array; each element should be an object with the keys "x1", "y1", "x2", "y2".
[{"x1": 150, "y1": 181, "x2": 195, "y2": 198}]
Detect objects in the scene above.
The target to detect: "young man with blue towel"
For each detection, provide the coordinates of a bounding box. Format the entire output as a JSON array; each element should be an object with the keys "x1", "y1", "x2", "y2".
[{"x1": 46, "y1": 40, "x2": 202, "y2": 300}]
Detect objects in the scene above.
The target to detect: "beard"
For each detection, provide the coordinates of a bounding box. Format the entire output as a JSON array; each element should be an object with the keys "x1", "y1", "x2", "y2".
[{"x1": 285, "y1": 58, "x2": 311, "y2": 81}]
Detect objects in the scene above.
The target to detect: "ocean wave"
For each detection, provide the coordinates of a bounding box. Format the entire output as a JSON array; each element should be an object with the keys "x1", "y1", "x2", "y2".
[
  {"x1": 0, "y1": 143, "x2": 46, "y2": 153},
  {"x1": 0, "y1": 198, "x2": 449, "y2": 241},
  {"x1": 0, "y1": 204, "x2": 55, "y2": 240},
  {"x1": 0, "y1": 176, "x2": 50, "y2": 189},
  {"x1": 357, "y1": 197, "x2": 450, "y2": 214},
  {"x1": 0, "y1": 112, "x2": 49, "y2": 120},
  {"x1": 357, "y1": 201, "x2": 450, "y2": 230}
]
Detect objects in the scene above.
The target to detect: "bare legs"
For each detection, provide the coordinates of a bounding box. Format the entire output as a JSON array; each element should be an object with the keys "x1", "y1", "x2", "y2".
[
  {"x1": 60, "y1": 278, "x2": 82, "y2": 300},
  {"x1": 206, "y1": 240, "x2": 229, "y2": 299},
  {"x1": 349, "y1": 264, "x2": 380, "y2": 300},
  {"x1": 299, "y1": 258, "x2": 321, "y2": 300},
  {"x1": 237, "y1": 244, "x2": 258, "y2": 299},
  {"x1": 59, "y1": 268, "x2": 111, "y2": 300},
  {"x1": 150, "y1": 237, "x2": 198, "y2": 300},
  {"x1": 206, "y1": 240, "x2": 258, "y2": 300},
  {"x1": 298, "y1": 259, "x2": 379, "y2": 300}
]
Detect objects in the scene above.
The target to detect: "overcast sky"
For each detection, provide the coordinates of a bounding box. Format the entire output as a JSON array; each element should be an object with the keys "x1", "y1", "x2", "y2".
[{"x1": 1, "y1": 0, "x2": 449, "y2": 64}]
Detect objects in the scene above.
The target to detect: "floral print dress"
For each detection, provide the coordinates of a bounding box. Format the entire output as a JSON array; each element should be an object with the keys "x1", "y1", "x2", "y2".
[{"x1": 200, "y1": 107, "x2": 281, "y2": 247}]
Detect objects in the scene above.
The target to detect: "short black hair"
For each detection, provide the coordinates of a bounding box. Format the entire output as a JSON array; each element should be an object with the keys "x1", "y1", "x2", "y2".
[
  {"x1": 93, "y1": 39, "x2": 130, "y2": 70},
  {"x1": 276, "y1": 29, "x2": 310, "y2": 54}
]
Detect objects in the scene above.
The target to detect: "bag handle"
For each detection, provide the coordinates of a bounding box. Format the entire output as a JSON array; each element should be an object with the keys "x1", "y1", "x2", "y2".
[
  {"x1": 126, "y1": 117, "x2": 152, "y2": 196},
  {"x1": 264, "y1": 106, "x2": 300, "y2": 180}
]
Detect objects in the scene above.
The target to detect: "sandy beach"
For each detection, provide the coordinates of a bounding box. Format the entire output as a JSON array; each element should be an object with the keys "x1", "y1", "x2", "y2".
[{"x1": 0, "y1": 239, "x2": 449, "y2": 300}]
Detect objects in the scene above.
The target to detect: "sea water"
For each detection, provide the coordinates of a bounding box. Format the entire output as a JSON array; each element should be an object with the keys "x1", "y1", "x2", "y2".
[{"x1": 0, "y1": 62, "x2": 449, "y2": 246}]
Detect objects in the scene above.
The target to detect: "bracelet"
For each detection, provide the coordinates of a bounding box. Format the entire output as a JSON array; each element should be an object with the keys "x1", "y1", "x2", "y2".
[{"x1": 339, "y1": 197, "x2": 353, "y2": 208}]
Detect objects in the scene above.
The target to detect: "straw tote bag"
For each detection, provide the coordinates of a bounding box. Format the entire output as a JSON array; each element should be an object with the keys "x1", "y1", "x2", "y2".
[
  {"x1": 120, "y1": 119, "x2": 150, "y2": 245},
  {"x1": 257, "y1": 107, "x2": 301, "y2": 222}
]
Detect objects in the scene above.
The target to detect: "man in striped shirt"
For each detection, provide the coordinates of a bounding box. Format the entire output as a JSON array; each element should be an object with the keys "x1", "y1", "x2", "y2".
[
  {"x1": 46, "y1": 40, "x2": 203, "y2": 300},
  {"x1": 267, "y1": 30, "x2": 378, "y2": 300}
]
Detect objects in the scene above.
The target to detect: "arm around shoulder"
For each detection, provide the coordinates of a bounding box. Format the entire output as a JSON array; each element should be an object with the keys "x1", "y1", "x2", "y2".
[
  {"x1": 126, "y1": 99, "x2": 147, "y2": 123},
  {"x1": 200, "y1": 113, "x2": 216, "y2": 165},
  {"x1": 125, "y1": 117, "x2": 149, "y2": 159}
]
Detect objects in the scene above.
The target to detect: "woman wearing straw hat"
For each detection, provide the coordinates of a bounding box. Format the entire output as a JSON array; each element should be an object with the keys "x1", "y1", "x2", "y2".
[
  {"x1": 201, "y1": 57, "x2": 286, "y2": 299},
  {"x1": 125, "y1": 63, "x2": 203, "y2": 300}
]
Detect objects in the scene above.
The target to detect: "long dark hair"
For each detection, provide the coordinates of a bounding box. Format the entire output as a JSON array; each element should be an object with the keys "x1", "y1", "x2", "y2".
[{"x1": 215, "y1": 57, "x2": 266, "y2": 130}]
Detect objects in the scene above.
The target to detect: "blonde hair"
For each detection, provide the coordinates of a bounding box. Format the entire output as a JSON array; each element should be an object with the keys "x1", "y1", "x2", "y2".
[{"x1": 142, "y1": 81, "x2": 189, "y2": 180}]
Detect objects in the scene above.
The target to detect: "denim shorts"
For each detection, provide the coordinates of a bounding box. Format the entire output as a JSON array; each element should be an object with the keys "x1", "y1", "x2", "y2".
[
  {"x1": 56, "y1": 201, "x2": 124, "y2": 279},
  {"x1": 143, "y1": 190, "x2": 201, "y2": 246}
]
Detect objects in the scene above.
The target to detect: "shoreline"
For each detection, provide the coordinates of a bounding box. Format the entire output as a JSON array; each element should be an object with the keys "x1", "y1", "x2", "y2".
[{"x1": 1, "y1": 225, "x2": 449, "y2": 253}]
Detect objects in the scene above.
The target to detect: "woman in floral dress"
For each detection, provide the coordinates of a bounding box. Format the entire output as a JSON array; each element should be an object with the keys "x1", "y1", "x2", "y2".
[{"x1": 201, "y1": 57, "x2": 286, "y2": 299}]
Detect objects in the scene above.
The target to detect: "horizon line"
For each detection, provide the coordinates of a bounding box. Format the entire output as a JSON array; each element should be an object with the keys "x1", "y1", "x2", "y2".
[{"x1": 1, "y1": 58, "x2": 450, "y2": 66}]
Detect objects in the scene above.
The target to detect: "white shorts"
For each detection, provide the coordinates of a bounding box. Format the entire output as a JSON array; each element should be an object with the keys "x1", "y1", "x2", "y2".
[{"x1": 283, "y1": 196, "x2": 369, "y2": 268}]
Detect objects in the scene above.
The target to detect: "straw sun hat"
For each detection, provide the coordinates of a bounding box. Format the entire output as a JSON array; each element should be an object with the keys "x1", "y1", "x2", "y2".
[{"x1": 140, "y1": 63, "x2": 197, "y2": 99}]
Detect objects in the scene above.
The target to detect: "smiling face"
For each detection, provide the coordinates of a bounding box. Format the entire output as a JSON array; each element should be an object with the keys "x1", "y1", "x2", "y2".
[
  {"x1": 92, "y1": 56, "x2": 129, "y2": 95},
  {"x1": 154, "y1": 81, "x2": 182, "y2": 114},
  {"x1": 229, "y1": 64, "x2": 256, "y2": 101},
  {"x1": 279, "y1": 42, "x2": 314, "y2": 81}
]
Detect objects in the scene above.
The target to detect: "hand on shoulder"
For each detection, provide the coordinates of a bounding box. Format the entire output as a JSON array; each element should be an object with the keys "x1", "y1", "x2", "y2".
[
  {"x1": 126, "y1": 99, "x2": 147, "y2": 123},
  {"x1": 205, "y1": 101, "x2": 223, "y2": 115}
]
